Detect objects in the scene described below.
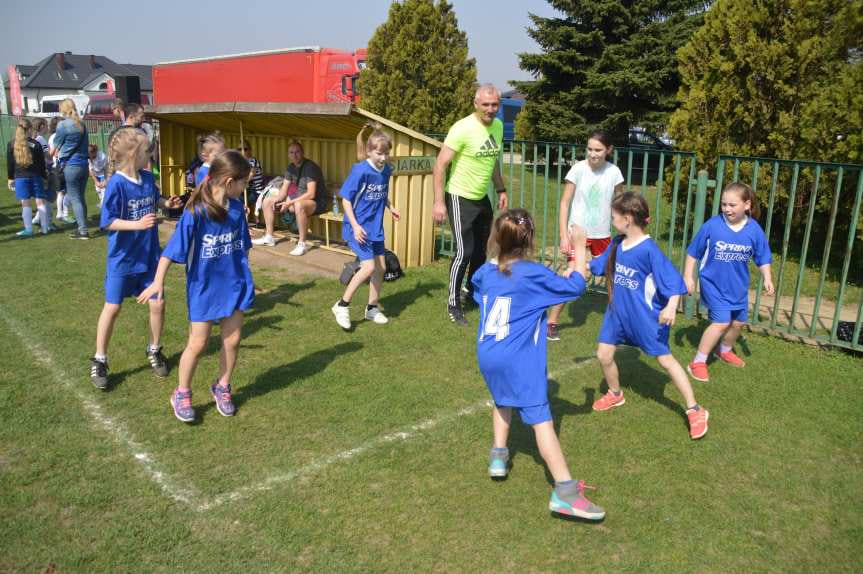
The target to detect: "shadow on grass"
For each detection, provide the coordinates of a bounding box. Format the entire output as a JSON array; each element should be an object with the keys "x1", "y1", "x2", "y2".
[
  {"x1": 560, "y1": 292, "x2": 606, "y2": 332},
  {"x1": 379, "y1": 279, "x2": 445, "y2": 318},
  {"x1": 502, "y1": 379, "x2": 594, "y2": 486},
  {"x1": 249, "y1": 280, "x2": 317, "y2": 315},
  {"x1": 108, "y1": 314, "x2": 288, "y2": 389},
  {"x1": 220, "y1": 341, "x2": 364, "y2": 414},
  {"x1": 674, "y1": 323, "x2": 753, "y2": 358}
]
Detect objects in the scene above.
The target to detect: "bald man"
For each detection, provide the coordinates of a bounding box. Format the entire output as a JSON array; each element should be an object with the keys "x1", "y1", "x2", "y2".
[{"x1": 433, "y1": 84, "x2": 509, "y2": 326}]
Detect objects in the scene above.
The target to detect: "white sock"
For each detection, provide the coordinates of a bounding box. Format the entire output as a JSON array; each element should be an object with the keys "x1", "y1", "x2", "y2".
[
  {"x1": 45, "y1": 203, "x2": 53, "y2": 224},
  {"x1": 22, "y1": 206, "x2": 33, "y2": 231},
  {"x1": 719, "y1": 344, "x2": 733, "y2": 354},
  {"x1": 693, "y1": 351, "x2": 708, "y2": 364},
  {"x1": 57, "y1": 195, "x2": 66, "y2": 217},
  {"x1": 147, "y1": 343, "x2": 161, "y2": 353},
  {"x1": 31, "y1": 212, "x2": 39, "y2": 224},
  {"x1": 94, "y1": 353, "x2": 107, "y2": 363},
  {"x1": 37, "y1": 205, "x2": 49, "y2": 231}
]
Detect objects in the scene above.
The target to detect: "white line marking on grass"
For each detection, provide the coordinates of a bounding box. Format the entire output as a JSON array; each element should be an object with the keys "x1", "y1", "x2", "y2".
[
  {"x1": 0, "y1": 307, "x2": 198, "y2": 508},
  {"x1": 202, "y1": 357, "x2": 598, "y2": 510},
  {"x1": 200, "y1": 398, "x2": 495, "y2": 510}
]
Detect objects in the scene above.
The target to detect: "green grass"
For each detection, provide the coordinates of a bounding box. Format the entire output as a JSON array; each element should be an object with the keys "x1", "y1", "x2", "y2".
[{"x1": 0, "y1": 169, "x2": 861, "y2": 573}]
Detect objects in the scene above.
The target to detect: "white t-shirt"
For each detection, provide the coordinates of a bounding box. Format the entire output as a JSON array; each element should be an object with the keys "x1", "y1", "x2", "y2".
[
  {"x1": 89, "y1": 151, "x2": 108, "y2": 178},
  {"x1": 565, "y1": 160, "x2": 624, "y2": 238}
]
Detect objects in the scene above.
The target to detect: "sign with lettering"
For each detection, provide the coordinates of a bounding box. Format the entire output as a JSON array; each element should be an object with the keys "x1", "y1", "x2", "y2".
[{"x1": 391, "y1": 156, "x2": 435, "y2": 175}]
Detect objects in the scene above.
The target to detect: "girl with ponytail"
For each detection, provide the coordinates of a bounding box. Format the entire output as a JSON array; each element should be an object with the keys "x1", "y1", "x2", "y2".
[
  {"x1": 138, "y1": 150, "x2": 254, "y2": 424},
  {"x1": 471, "y1": 209, "x2": 606, "y2": 520},
  {"x1": 589, "y1": 192, "x2": 710, "y2": 440},
  {"x1": 6, "y1": 117, "x2": 48, "y2": 237}
]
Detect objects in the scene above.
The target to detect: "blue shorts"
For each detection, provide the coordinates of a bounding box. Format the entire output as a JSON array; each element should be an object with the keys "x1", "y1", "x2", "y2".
[
  {"x1": 598, "y1": 309, "x2": 671, "y2": 357},
  {"x1": 707, "y1": 307, "x2": 748, "y2": 324},
  {"x1": 347, "y1": 238, "x2": 385, "y2": 261},
  {"x1": 14, "y1": 177, "x2": 48, "y2": 201},
  {"x1": 104, "y1": 272, "x2": 159, "y2": 305},
  {"x1": 497, "y1": 402, "x2": 552, "y2": 425}
]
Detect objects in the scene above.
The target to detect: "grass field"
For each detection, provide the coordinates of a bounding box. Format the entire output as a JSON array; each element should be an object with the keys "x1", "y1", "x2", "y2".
[{"x1": 1, "y1": 177, "x2": 861, "y2": 573}]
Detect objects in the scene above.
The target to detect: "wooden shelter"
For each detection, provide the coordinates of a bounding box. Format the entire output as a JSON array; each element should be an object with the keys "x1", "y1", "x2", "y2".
[{"x1": 149, "y1": 102, "x2": 442, "y2": 268}]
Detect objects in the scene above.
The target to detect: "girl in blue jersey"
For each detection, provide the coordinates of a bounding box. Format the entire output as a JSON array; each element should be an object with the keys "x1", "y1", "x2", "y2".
[
  {"x1": 138, "y1": 150, "x2": 253, "y2": 423},
  {"x1": 471, "y1": 209, "x2": 605, "y2": 520},
  {"x1": 684, "y1": 182, "x2": 774, "y2": 382},
  {"x1": 90, "y1": 128, "x2": 181, "y2": 390},
  {"x1": 331, "y1": 130, "x2": 401, "y2": 330},
  {"x1": 590, "y1": 192, "x2": 709, "y2": 440}
]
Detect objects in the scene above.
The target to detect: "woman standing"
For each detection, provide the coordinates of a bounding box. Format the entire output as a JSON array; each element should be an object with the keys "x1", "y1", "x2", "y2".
[{"x1": 52, "y1": 98, "x2": 91, "y2": 239}]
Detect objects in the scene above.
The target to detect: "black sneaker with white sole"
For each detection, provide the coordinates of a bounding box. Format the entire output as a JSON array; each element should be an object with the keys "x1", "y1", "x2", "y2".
[
  {"x1": 90, "y1": 357, "x2": 109, "y2": 390},
  {"x1": 448, "y1": 305, "x2": 468, "y2": 326},
  {"x1": 147, "y1": 346, "x2": 169, "y2": 378}
]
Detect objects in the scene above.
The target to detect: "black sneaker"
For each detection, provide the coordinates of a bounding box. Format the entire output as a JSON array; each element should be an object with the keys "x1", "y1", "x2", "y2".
[
  {"x1": 460, "y1": 286, "x2": 476, "y2": 307},
  {"x1": 547, "y1": 323, "x2": 561, "y2": 341},
  {"x1": 68, "y1": 230, "x2": 90, "y2": 240},
  {"x1": 448, "y1": 305, "x2": 468, "y2": 327},
  {"x1": 90, "y1": 357, "x2": 109, "y2": 390},
  {"x1": 147, "y1": 346, "x2": 169, "y2": 378}
]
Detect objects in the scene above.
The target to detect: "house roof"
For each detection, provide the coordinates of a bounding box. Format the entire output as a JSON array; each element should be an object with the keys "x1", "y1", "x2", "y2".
[
  {"x1": 16, "y1": 52, "x2": 152, "y2": 91},
  {"x1": 148, "y1": 102, "x2": 442, "y2": 147}
]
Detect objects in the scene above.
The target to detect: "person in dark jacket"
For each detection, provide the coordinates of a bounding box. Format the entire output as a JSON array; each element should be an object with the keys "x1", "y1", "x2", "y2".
[{"x1": 6, "y1": 117, "x2": 48, "y2": 237}]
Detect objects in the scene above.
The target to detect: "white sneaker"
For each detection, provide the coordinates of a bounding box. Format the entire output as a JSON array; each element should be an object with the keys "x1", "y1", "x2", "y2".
[
  {"x1": 252, "y1": 235, "x2": 276, "y2": 247},
  {"x1": 331, "y1": 302, "x2": 351, "y2": 330},
  {"x1": 289, "y1": 242, "x2": 308, "y2": 256},
  {"x1": 364, "y1": 307, "x2": 389, "y2": 324}
]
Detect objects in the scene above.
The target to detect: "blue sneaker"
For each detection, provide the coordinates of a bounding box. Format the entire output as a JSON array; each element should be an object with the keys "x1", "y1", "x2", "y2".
[
  {"x1": 16, "y1": 229, "x2": 34, "y2": 237},
  {"x1": 549, "y1": 480, "x2": 605, "y2": 520},
  {"x1": 488, "y1": 447, "x2": 509, "y2": 478},
  {"x1": 171, "y1": 389, "x2": 195, "y2": 423},
  {"x1": 210, "y1": 381, "x2": 235, "y2": 417}
]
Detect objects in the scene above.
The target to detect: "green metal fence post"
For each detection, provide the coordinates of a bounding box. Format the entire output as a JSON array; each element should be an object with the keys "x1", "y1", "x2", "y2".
[{"x1": 685, "y1": 170, "x2": 710, "y2": 318}]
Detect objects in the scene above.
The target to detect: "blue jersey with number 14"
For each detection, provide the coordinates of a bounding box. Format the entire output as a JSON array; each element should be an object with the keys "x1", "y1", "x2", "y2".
[{"x1": 471, "y1": 260, "x2": 586, "y2": 408}]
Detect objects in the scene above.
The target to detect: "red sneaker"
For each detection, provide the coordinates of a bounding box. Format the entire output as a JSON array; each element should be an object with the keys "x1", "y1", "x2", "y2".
[
  {"x1": 715, "y1": 350, "x2": 746, "y2": 367},
  {"x1": 593, "y1": 390, "x2": 625, "y2": 412},
  {"x1": 687, "y1": 361, "x2": 709, "y2": 382},
  {"x1": 687, "y1": 407, "x2": 709, "y2": 439}
]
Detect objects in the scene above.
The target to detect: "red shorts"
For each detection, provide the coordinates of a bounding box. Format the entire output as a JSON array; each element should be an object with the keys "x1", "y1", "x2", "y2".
[{"x1": 586, "y1": 237, "x2": 612, "y2": 257}]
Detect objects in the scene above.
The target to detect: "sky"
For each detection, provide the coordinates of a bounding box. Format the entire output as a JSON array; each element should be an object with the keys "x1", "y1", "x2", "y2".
[{"x1": 0, "y1": 0, "x2": 560, "y2": 91}]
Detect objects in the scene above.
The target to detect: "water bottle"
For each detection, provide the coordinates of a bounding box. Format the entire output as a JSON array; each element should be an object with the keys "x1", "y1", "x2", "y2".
[{"x1": 332, "y1": 196, "x2": 340, "y2": 216}]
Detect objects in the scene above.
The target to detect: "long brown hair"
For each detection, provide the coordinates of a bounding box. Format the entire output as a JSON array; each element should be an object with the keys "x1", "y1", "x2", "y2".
[
  {"x1": 187, "y1": 150, "x2": 251, "y2": 221},
  {"x1": 721, "y1": 181, "x2": 759, "y2": 219},
  {"x1": 487, "y1": 208, "x2": 536, "y2": 276},
  {"x1": 606, "y1": 192, "x2": 650, "y2": 303},
  {"x1": 13, "y1": 118, "x2": 33, "y2": 168}
]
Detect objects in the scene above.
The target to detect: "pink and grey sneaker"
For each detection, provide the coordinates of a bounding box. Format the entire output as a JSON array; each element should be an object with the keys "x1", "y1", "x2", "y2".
[
  {"x1": 171, "y1": 388, "x2": 195, "y2": 423},
  {"x1": 210, "y1": 381, "x2": 236, "y2": 417},
  {"x1": 549, "y1": 480, "x2": 605, "y2": 520}
]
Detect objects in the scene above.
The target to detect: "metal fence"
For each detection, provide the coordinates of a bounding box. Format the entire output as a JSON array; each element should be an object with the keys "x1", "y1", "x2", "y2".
[
  {"x1": 435, "y1": 138, "x2": 863, "y2": 352},
  {"x1": 2, "y1": 114, "x2": 861, "y2": 350},
  {"x1": 0, "y1": 114, "x2": 121, "y2": 152}
]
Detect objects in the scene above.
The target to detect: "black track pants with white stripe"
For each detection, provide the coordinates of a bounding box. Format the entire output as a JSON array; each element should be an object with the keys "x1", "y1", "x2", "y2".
[{"x1": 446, "y1": 192, "x2": 494, "y2": 307}]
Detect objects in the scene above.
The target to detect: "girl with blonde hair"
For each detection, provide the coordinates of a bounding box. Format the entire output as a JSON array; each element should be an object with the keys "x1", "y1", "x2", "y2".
[
  {"x1": 6, "y1": 118, "x2": 48, "y2": 237},
  {"x1": 53, "y1": 98, "x2": 91, "y2": 239}
]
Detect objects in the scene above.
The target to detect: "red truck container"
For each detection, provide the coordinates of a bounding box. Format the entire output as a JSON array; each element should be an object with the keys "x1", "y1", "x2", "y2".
[{"x1": 153, "y1": 46, "x2": 367, "y2": 106}]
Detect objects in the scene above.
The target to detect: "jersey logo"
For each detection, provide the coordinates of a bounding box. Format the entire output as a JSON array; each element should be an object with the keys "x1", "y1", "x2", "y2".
[
  {"x1": 475, "y1": 134, "x2": 500, "y2": 158},
  {"x1": 713, "y1": 240, "x2": 753, "y2": 262}
]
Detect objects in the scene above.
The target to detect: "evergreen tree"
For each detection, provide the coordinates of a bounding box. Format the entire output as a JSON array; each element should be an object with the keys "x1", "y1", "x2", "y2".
[
  {"x1": 669, "y1": 0, "x2": 863, "y2": 165},
  {"x1": 358, "y1": 0, "x2": 477, "y2": 134},
  {"x1": 514, "y1": 0, "x2": 708, "y2": 144}
]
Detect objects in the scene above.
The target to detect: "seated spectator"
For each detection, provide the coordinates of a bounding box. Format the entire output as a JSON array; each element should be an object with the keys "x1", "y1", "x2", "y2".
[{"x1": 253, "y1": 141, "x2": 327, "y2": 256}]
